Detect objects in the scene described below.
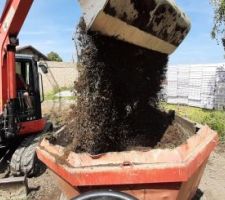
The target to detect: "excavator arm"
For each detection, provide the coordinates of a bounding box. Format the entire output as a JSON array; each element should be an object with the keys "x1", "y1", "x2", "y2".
[
  {"x1": 0, "y1": 0, "x2": 34, "y2": 139},
  {"x1": 0, "y1": 0, "x2": 33, "y2": 111}
]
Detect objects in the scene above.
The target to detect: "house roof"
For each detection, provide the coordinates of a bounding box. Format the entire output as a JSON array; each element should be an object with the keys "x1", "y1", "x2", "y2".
[{"x1": 16, "y1": 45, "x2": 49, "y2": 61}]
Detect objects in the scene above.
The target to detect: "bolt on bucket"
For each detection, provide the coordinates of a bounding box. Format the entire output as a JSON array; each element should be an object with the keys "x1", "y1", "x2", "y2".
[{"x1": 78, "y1": 0, "x2": 191, "y2": 55}]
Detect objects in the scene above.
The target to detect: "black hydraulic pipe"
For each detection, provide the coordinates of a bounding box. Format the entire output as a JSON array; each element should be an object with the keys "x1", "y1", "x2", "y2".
[{"x1": 5, "y1": 99, "x2": 17, "y2": 139}]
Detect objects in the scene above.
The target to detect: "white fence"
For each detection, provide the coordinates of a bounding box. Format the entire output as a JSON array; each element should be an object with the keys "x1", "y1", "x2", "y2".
[{"x1": 166, "y1": 64, "x2": 225, "y2": 110}]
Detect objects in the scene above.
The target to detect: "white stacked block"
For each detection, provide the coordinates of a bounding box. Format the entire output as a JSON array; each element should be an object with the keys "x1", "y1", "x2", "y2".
[
  {"x1": 167, "y1": 67, "x2": 178, "y2": 103},
  {"x1": 201, "y1": 94, "x2": 215, "y2": 109},
  {"x1": 167, "y1": 67, "x2": 178, "y2": 81},
  {"x1": 167, "y1": 97, "x2": 178, "y2": 104},
  {"x1": 216, "y1": 66, "x2": 225, "y2": 83},
  {"x1": 177, "y1": 67, "x2": 189, "y2": 98},
  {"x1": 188, "y1": 67, "x2": 202, "y2": 107},
  {"x1": 167, "y1": 81, "x2": 177, "y2": 97},
  {"x1": 188, "y1": 100, "x2": 202, "y2": 108},
  {"x1": 177, "y1": 97, "x2": 189, "y2": 104},
  {"x1": 188, "y1": 88, "x2": 201, "y2": 100},
  {"x1": 214, "y1": 66, "x2": 225, "y2": 110},
  {"x1": 166, "y1": 64, "x2": 225, "y2": 110}
]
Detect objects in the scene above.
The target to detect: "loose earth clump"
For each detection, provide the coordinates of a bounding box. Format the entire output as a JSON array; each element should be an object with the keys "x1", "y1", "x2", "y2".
[{"x1": 55, "y1": 19, "x2": 193, "y2": 155}]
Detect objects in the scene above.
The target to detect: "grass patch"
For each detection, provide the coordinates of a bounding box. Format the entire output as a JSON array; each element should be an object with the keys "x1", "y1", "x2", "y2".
[
  {"x1": 44, "y1": 86, "x2": 76, "y2": 101},
  {"x1": 161, "y1": 103, "x2": 225, "y2": 141}
]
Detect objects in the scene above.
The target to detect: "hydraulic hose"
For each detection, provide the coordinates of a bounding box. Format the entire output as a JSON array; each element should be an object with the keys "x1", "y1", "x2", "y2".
[{"x1": 72, "y1": 190, "x2": 138, "y2": 200}]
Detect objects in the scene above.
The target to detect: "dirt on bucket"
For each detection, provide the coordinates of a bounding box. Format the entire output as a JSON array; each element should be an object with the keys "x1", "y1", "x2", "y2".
[{"x1": 55, "y1": 18, "x2": 194, "y2": 155}]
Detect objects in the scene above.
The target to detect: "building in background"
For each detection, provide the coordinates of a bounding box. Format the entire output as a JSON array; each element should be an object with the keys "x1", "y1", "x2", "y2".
[
  {"x1": 16, "y1": 45, "x2": 49, "y2": 61},
  {"x1": 166, "y1": 64, "x2": 225, "y2": 110},
  {"x1": 16, "y1": 45, "x2": 78, "y2": 94},
  {"x1": 41, "y1": 61, "x2": 78, "y2": 94}
]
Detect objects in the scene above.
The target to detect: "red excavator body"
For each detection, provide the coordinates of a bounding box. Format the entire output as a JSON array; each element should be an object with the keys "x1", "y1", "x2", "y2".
[
  {"x1": 0, "y1": 0, "x2": 46, "y2": 139},
  {"x1": 0, "y1": 0, "x2": 48, "y2": 176}
]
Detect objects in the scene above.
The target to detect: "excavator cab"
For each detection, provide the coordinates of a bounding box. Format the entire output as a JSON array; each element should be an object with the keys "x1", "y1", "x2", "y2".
[
  {"x1": 0, "y1": 54, "x2": 46, "y2": 143},
  {"x1": 15, "y1": 55, "x2": 43, "y2": 122}
]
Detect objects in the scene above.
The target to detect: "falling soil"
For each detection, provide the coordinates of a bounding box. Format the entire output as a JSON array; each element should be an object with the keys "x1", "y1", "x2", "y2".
[{"x1": 55, "y1": 19, "x2": 194, "y2": 155}]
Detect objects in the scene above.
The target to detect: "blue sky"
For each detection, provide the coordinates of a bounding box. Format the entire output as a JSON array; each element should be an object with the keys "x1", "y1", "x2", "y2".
[
  {"x1": 171, "y1": 0, "x2": 225, "y2": 65},
  {"x1": 0, "y1": 0, "x2": 224, "y2": 64}
]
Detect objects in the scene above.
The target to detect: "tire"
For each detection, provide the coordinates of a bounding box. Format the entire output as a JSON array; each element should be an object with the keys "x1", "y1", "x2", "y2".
[
  {"x1": 10, "y1": 134, "x2": 40, "y2": 177},
  {"x1": 10, "y1": 122, "x2": 53, "y2": 177},
  {"x1": 72, "y1": 190, "x2": 138, "y2": 200}
]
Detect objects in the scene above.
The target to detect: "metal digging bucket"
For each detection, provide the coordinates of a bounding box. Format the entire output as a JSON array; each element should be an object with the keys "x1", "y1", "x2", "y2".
[{"x1": 78, "y1": 0, "x2": 191, "y2": 55}]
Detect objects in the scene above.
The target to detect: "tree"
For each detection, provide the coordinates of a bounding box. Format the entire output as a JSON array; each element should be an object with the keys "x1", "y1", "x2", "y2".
[
  {"x1": 211, "y1": 0, "x2": 225, "y2": 41},
  {"x1": 47, "y1": 51, "x2": 63, "y2": 62}
]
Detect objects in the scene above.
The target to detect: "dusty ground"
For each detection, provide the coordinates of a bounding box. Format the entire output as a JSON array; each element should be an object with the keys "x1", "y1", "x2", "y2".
[
  {"x1": 196, "y1": 144, "x2": 225, "y2": 200},
  {"x1": 27, "y1": 169, "x2": 61, "y2": 200}
]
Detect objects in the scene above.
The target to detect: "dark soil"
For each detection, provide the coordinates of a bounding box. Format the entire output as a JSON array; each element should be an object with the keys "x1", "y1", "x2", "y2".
[{"x1": 55, "y1": 18, "x2": 193, "y2": 155}]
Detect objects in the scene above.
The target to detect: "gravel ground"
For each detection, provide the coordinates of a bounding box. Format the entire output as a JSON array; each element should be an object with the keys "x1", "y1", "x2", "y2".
[
  {"x1": 197, "y1": 144, "x2": 225, "y2": 200},
  {"x1": 27, "y1": 169, "x2": 61, "y2": 200}
]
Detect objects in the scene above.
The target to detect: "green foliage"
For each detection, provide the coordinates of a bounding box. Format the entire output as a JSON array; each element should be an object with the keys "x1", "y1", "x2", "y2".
[
  {"x1": 45, "y1": 86, "x2": 76, "y2": 100},
  {"x1": 161, "y1": 103, "x2": 225, "y2": 140},
  {"x1": 202, "y1": 112, "x2": 225, "y2": 140},
  {"x1": 211, "y1": 0, "x2": 225, "y2": 40},
  {"x1": 47, "y1": 51, "x2": 63, "y2": 62},
  {"x1": 45, "y1": 89, "x2": 60, "y2": 101}
]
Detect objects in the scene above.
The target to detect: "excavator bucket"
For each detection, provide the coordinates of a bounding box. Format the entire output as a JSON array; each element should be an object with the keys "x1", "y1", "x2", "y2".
[{"x1": 78, "y1": 0, "x2": 191, "y2": 55}]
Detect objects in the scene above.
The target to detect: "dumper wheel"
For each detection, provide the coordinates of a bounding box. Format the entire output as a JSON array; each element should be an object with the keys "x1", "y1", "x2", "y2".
[{"x1": 72, "y1": 190, "x2": 138, "y2": 200}]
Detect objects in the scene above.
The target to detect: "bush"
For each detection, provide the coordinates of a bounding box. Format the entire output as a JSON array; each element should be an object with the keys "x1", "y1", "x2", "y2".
[
  {"x1": 44, "y1": 86, "x2": 75, "y2": 100},
  {"x1": 202, "y1": 112, "x2": 225, "y2": 140},
  {"x1": 161, "y1": 103, "x2": 225, "y2": 140}
]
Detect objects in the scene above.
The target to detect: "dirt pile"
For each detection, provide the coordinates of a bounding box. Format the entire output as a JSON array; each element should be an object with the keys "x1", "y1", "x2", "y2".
[{"x1": 56, "y1": 19, "x2": 192, "y2": 154}]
